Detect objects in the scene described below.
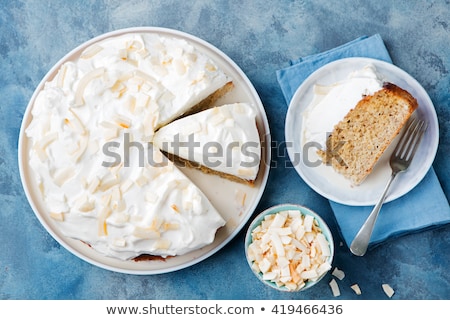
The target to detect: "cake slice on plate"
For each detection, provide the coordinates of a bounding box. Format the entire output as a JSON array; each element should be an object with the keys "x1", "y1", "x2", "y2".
[
  {"x1": 153, "y1": 103, "x2": 261, "y2": 185},
  {"x1": 317, "y1": 82, "x2": 418, "y2": 185}
]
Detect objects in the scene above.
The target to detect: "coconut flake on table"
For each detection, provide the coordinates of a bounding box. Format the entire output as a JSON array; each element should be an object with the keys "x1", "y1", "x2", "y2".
[
  {"x1": 329, "y1": 278, "x2": 341, "y2": 297},
  {"x1": 382, "y1": 283, "x2": 395, "y2": 298},
  {"x1": 350, "y1": 283, "x2": 362, "y2": 295},
  {"x1": 332, "y1": 267, "x2": 345, "y2": 280}
]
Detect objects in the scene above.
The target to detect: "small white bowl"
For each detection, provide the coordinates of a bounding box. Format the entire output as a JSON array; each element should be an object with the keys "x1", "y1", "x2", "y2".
[{"x1": 245, "y1": 204, "x2": 334, "y2": 292}]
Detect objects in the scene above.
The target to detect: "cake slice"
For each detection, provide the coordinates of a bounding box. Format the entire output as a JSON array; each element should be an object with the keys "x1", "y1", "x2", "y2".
[
  {"x1": 153, "y1": 103, "x2": 261, "y2": 185},
  {"x1": 318, "y1": 82, "x2": 418, "y2": 185}
]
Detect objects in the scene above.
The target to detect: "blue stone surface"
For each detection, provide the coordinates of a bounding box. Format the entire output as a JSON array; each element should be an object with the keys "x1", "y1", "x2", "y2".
[{"x1": 1, "y1": 0, "x2": 449, "y2": 300}]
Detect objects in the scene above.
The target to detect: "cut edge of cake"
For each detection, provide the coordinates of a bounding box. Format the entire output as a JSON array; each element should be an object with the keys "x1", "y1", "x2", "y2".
[
  {"x1": 153, "y1": 102, "x2": 261, "y2": 186},
  {"x1": 162, "y1": 151, "x2": 258, "y2": 186}
]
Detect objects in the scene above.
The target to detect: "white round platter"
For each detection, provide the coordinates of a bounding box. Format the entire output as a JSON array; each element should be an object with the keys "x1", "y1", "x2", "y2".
[{"x1": 18, "y1": 27, "x2": 271, "y2": 274}]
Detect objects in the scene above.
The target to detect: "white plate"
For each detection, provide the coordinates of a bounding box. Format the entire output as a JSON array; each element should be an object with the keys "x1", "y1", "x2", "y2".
[
  {"x1": 18, "y1": 27, "x2": 271, "y2": 274},
  {"x1": 285, "y1": 57, "x2": 438, "y2": 206}
]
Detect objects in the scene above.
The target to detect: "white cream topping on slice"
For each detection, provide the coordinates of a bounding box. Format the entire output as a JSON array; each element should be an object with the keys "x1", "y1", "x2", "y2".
[
  {"x1": 153, "y1": 103, "x2": 261, "y2": 181},
  {"x1": 25, "y1": 33, "x2": 230, "y2": 260},
  {"x1": 302, "y1": 64, "x2": 384, "y2": 148}
]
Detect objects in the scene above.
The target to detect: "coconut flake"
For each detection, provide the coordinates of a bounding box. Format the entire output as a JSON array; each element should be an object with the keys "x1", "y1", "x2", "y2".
[
  {"x1": 234, "y1": 188, "x2": 247, "y2": 209},
  {"x1": 52, "y1": 167, "x2": 75, "y2": 187},
  {"x1": 382, "y1": 283, "x2": 395, "y2": 298},
  {"x1": 317, "y1": 261, "x2": 332, "y2": 277},
  {"x1": 113, "y1": 114, "x2": 132, "y2": 129},
  {"x1": 56, "y1": 64, "x2": 68, "y2": 88},
  {"x1": 98, "y1": 206, "x2": 112, "y2": 236},
  {"x1": 80, "y1": 44, "x2": 103, "y2": 59},
  {"x1": 136, "y1": 92, "x2": 150, "y2": 109},
  {"x1": 154, "y1": 238, "x2": 171, "y2": 250},
  {"x1": 50, "y1": 212, "x2": 64, "y2": 221},
  {"x1": 209, "y1": 113, "x2": 225, "y2": 126},
  {"x1": 303, "y1": 215, "x2": 314, "y2": 232},
  {"x1": 329, "y1": 279, "x2": 341, "y2": 297},
  {"x1": 270, "y1": 212, "x2": 287, "y2": 228},
  {"x1": 38, "y1": 132, "x2": 58, "y2": 150},
  {"x1": 316, "y1": 233, "x2": 331, "y2": 256},
  {"x1": 74, "y1": 67, "x2": 105, "y2": 106},
  {"x1": 350, "y1": 284, "x2": 362, "y2": 295},
  {"x1": 133, "y1": 70, "x2": 158, "y2": 86},
  {"x1": 270, "y1": 233, "x2": 285, "y2": 257},
  {"x1": 87, "y1": 176, "x2": 100, "y2": 194},
  {"x1": 300, "y1": 269, "x2": 318, "y2": 280},
  {"x1": 332, "y1": 267, "x2": 345, "y2": 280},
  {"x1": 133, "y1": 226, "x2": 160, "y2": 240},
  {"x1": 112, "y1": 238, "x2": 126, "y2": 248},
  {"x1": 70, "y1": 134, "x2": 89, "y2": 163},
  {"x1": 65, "y1": 108, "x2": 86, "y2": 134}
]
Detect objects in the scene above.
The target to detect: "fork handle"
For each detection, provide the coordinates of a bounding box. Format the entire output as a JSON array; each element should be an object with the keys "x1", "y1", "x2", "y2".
[{"x1": 350, "y1": 171, "x2": 398, "y2": 256}]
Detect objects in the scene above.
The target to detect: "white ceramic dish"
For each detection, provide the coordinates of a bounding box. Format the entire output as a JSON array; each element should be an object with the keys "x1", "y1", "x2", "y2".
[
  {"x1": 18, "y1": 27, "x2": 271, "y2": 275},
  {"x1": 285, "y1": 57, "x2": 439, "y2": 206}
]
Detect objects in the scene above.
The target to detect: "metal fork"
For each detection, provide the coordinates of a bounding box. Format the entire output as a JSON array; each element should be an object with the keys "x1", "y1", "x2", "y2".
[{"x1": 350, "y1": 117, "x2": 428, "y2": 256}]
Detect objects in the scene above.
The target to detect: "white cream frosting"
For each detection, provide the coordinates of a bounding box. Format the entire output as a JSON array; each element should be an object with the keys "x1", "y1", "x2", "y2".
[
  {"x1": 302, "y1": 64, "x2": 385, "y2": 148},
  {"x1": 25, "y1": 33, "x2": 229, "y2": 260},
  {"x1": 58, "y1": 33, "x2": 229, "y2": 134},
  {"x1": 153, "y1": 103, "x2": 261, "y2": 181}
]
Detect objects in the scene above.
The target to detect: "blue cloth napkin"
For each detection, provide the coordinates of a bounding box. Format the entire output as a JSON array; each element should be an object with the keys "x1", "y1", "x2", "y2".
[
  {"x1": 277, "y1": 34, "x2": 392, "y2": 106},
  {"x1": 276, "y1": 34, "x2": 450, "y2": 250}
]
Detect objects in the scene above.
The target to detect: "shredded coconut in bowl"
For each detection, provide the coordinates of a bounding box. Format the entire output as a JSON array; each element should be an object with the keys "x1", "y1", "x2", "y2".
[{"x1": 245, "y1": 205, "x2": 334, "y2": 292}]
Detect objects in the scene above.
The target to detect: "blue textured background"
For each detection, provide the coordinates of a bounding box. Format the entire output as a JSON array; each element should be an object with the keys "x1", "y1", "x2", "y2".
[{"x1": 1, "y1": 0, "x2": 449, "y2": 299}]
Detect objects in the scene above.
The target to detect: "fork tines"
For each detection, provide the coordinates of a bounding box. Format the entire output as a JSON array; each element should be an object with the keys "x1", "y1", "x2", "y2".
[{"x1": 394, "y1": 117, "x2": 428, "y2": 161}]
